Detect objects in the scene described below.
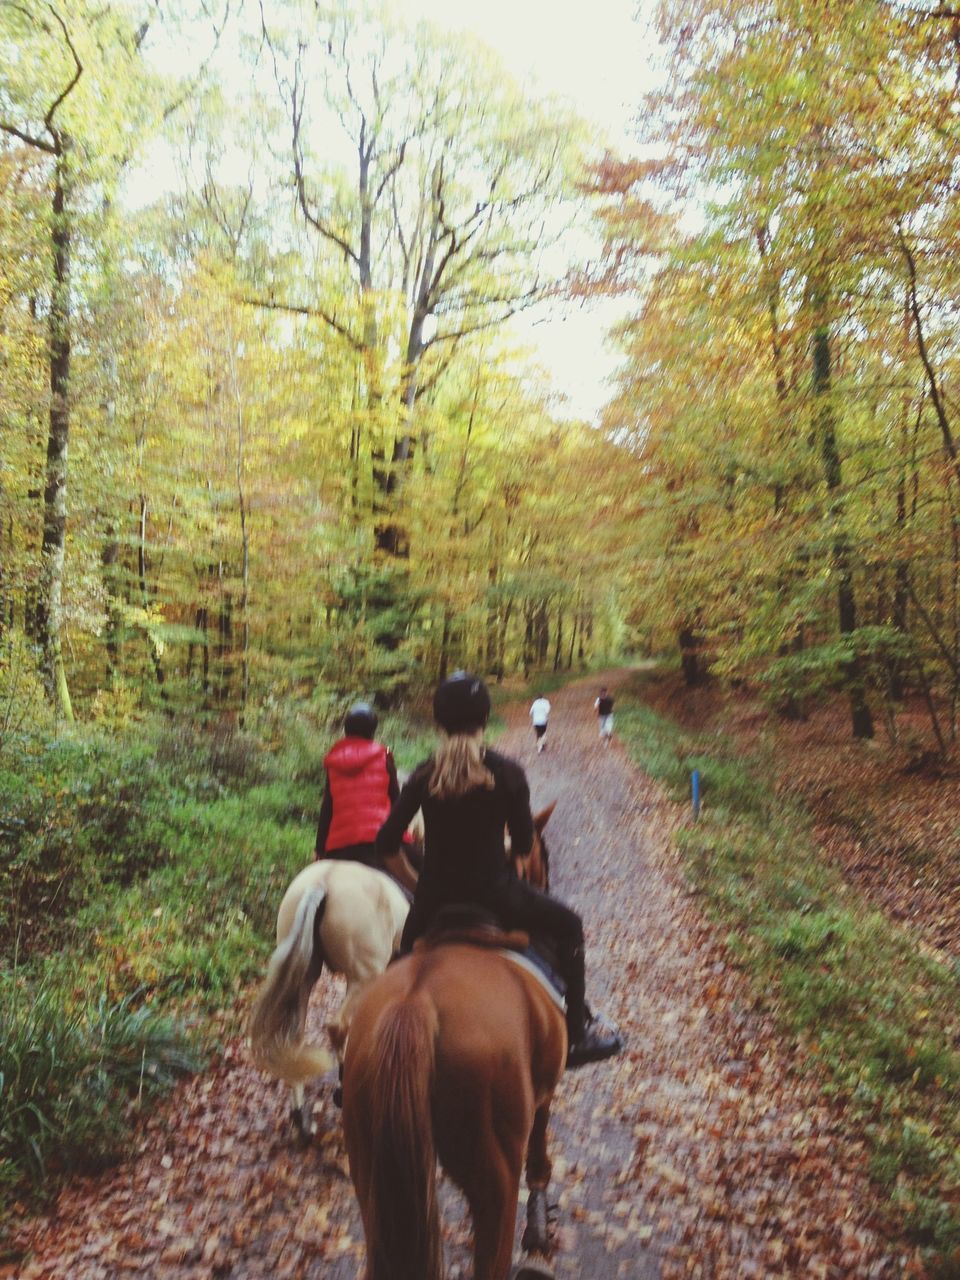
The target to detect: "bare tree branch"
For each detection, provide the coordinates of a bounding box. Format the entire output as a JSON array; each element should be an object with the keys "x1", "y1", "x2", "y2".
[
  {"x1": 157, "y1": 0, "x2": 233, "y2": 127},
  {"x1": 391, "y1": 179, "x2": 411, "y2": 293},
  {"x1": 0, "y1": 120, "x2": 54, "y2": 152},
  {"x1": 373, "y1": 138, "x2": 406, "y2": 203},
  {"x1": 416, "y1": 344, "x2": 458, "y2": 396},
  {"x1": 0, "y1": 1, "x2": 84, "y2": 152},
  {"x1": 42, "y1": 4, "x2": 83, "y2": 138},
  {"x1": 238, "y1": 291, "x2": 364, "y2": 350},
  {"x1": 427, "y1": 290, "x2": 541, "y2": 347},
  {"x1": 290, "y1": 63, "x2": 360, "y2": 266}
]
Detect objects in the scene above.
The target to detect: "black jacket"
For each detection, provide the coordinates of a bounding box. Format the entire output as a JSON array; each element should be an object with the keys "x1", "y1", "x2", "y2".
[{"x1": 376, "y1": 748, "x2": 533, "y2": 905}]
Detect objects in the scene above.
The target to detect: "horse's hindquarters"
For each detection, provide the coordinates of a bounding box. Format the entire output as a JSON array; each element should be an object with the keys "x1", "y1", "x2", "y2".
[{"x1": 344, "y1": 946, "x2": 566, "y2": 1280}]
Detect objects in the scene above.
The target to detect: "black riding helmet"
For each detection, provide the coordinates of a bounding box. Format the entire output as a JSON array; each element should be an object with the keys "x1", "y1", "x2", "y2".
[
  {"x1": 344, "y1": 701, "x2": 378, "y2": 739},
  {"x1": 433, "y1": 671, "x2": 491, "y2": 735}
]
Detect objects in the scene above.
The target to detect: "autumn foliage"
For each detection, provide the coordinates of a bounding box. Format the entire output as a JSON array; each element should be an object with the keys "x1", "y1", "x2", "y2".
[
  {"x1": 594, "y1": 0, "x2": 960, "y2": 751},
  {"x1": 0, "y1": 1, "x2": 624, "y2": 728}
]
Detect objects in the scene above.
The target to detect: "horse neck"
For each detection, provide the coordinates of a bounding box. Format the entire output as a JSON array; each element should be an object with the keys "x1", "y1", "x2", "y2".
[{"x1": 527, "y1": 832, "x2": 547, "y2": 890}]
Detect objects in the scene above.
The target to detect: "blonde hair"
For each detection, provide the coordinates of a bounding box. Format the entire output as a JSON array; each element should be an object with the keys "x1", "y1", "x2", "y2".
[{"x1": 428, "y1": 730, "x2": 495, "y2": 800}]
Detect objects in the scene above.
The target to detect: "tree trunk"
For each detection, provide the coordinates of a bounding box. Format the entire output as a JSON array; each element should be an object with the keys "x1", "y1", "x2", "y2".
[
  {"x1": 485, "y1": 564, "x2": 499, "y2": 671},
  {"x1": 950, "y1": 489, "x2": 960, "y2": 743},
  {"x1": 374, "y1": 160, "x2": 441, "y2": 558},
  {"x1": 0, "y1": 503, "x2": 9, "y2": 638},
  {"x1": 198, "y1": 604, "x2": 210, "y2": 702},
  {"x1": 101, "y1": 528, "x2": 122, "y2": 680},
  {"x1": 567, "y1": 615, "x2": 578, "y2": 670},
  {"x1": 678, "y1": 625, "x2": 706, "y2": 687},
  {"x1": 234, "y1": 369, "x2": 250, "y2": 725},
  {"x1": 438, "y1": 606, "x2": 452, "y2": 681},
  {"x1": 217, "y1": 577, "x2": 233, "y2": 706},
  {"x1": 138, "y1": 495, "x2": 166, "y2": 696},
  {"x1": 811, "y1": 283, "x2": 873, "y2": 739},
  {"x1": 536, "y1": 600, "x2": 549, "y2": 666},
  {"x1": 891, "y1": 465, "x2": 910, "y2": 702},
  {"x1": 759, "y1": 224, "x2": 806, "y2": 718},
  {"x1": 496, "y1": 600, "x2": 512, "y2": 682},
  {"x1": 36, "y1": 149, "x2": 74, "y2": 721}
]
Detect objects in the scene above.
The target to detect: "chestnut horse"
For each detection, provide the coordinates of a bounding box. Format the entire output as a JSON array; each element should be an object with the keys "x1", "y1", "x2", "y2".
[
  {"x1": 512, "y1": 799, "x2": 554, "y2": 893},
  {"x1": 248, "y1": 804, "x2": 555, "y2": 1135},
  {"x1": 342, "y1": 933, "x2": 566, "y2": 1280}
]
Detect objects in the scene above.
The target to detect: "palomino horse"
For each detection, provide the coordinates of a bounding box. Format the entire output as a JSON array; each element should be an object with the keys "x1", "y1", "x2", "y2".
[
  {"x1": 343, "y1": 931, "x2": 566, "y2": 1280},
  {"x1": 248, "y1": 804, "x2": 555, "y2": 1135},
  {"x1": 248, "y1": 859, "x2": 409, "y2": 1134}
]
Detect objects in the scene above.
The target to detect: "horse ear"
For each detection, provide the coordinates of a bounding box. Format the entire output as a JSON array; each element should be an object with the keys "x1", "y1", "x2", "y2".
[{"x1": 533, "y1": 800, "x2": 557, "y2": 833}]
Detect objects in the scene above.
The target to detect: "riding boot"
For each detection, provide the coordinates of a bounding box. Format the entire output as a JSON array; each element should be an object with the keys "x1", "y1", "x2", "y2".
[
  {"x1": 563, "y1": 947, "x2": 623, "y2": 1070},
  {"x1": 564, "y1": 946, "x2": 587, "y2": 1041}
]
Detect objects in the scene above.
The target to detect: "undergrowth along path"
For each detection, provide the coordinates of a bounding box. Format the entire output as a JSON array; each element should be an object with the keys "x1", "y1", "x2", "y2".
[{"x1": 11, "y1": 671, "x2": 912, "y2": 1279}]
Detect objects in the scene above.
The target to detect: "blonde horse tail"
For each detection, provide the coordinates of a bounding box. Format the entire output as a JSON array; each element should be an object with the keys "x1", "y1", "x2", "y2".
[
  {"x1": 362, "y1": 995, "x2": 441, "y2": 1280},
  {"x1": 248, "y1": 886, "x2": 333, "y2": 1084}
]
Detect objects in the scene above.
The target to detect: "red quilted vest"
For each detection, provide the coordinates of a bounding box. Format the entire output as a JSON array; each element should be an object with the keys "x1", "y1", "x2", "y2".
[{"x1": 323, "y1": 738, "x2": 393, "y2": 852}]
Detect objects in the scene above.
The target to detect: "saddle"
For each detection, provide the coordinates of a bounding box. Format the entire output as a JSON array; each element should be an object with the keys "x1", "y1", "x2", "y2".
[
  {"x1": 414, "y1": 904, "x2": 530, "y2": 953},
  {"x1": 414, "y1": 905, "x2": 566, "y2": 1009}
]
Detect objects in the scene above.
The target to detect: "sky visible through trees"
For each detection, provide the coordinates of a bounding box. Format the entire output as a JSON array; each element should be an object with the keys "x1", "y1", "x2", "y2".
[
  {"x1": 7, "y1": 9, "x2": 960, "y2": 1273},
  {"x1": 131, "y1": 0, "x2": 661, "y2": 424},
  {"x1": 2, "y1": 0, "x2": 960, "y2": 757}
]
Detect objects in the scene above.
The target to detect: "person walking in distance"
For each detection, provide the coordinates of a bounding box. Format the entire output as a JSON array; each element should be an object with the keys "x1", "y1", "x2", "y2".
[
  {"x1": 595, "y1": 687, "x2": 615, "y2": 745},
  {"x1": 529, "y1": 693, "x2": 551, "y2": 754}
]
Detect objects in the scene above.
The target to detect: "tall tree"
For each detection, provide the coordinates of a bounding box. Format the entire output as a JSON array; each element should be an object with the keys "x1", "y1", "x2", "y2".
[
  {"x1": 259, "y1": 3, "x2": 582, "y2": 555},
  {"x1": 0, "y1": 1, "x2": 182, "y2": 715}
]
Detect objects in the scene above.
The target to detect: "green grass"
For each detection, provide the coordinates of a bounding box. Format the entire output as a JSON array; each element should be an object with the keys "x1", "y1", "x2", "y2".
[
  {"x1": 616, "y1": 671, "x2": 960, "y2": 1267},
  {"x1": 0, "y1": 698, "x2": 435, "y2": 1227},
  {"x1": 376, "y1": 711, "x2": 438, "y2": 774},
  {"x1": 0, "y1": 974, "x2": 199, "y2": 1189}
]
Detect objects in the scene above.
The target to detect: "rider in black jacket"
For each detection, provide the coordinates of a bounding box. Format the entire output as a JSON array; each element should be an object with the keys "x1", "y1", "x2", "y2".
[{"x1": 376, "y1": 672, "x2": 622, "y2": 1069}]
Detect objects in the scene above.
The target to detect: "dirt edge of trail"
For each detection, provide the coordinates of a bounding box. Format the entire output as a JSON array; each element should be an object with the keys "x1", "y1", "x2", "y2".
[{"x1": 637, "y1": 665, "x2": 960, "y2": 965}]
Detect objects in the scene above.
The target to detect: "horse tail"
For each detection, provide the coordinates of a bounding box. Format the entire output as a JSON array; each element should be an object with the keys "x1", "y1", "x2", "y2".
[
  {"x1": 248, "y1": 886, "x2": 333, "y2": 1083},
  {"x1": 360, "y1": 995, "x2": 441, "y2": 1280}
]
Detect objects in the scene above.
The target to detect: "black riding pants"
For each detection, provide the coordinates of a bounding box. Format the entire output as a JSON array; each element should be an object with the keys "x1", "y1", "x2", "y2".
[{"x1": 401, "y1": 876, "x2": 586, "y2": 1036}]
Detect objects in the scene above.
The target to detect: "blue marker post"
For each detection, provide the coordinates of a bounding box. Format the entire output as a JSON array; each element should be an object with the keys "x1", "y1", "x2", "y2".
[{"x1": 691, "y1": 768, "x2": 701, "y2": 821}]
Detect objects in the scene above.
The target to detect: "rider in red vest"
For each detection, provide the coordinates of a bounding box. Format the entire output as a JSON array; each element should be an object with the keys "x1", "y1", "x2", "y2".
[{"x1": 315, "y1": 702, "x2": 417, "y2": 892}]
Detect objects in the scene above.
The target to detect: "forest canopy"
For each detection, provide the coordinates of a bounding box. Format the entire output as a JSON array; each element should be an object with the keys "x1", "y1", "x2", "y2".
[
  {"x1": 592, "y1": 0, "x2": 960, "y2": 750},
  {"x1": 5, "y1": 0, "x2": 960, "y2": 754},
  {"x1": 0, "y1": 0, "x2": 624, "y2": 727}
]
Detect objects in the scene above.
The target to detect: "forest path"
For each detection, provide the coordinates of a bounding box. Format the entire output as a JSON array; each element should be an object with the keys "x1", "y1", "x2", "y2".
[{"x1": 13, "y1": 671, "x2": 909, "y2": 1279}]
